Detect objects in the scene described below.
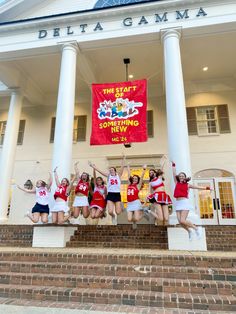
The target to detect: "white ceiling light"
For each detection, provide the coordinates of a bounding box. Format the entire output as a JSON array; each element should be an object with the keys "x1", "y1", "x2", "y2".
[
  {"x1": 203, "y1": 66, "x2": 208, "y2": 72},
  {"x1": 128, "y1": 74, "x2": 134, "y2": 78}
]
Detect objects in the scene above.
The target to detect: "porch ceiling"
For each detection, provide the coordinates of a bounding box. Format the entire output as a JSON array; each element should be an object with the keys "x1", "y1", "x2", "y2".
[{"x1": 0, "y1": 30, "x2": 236, "y2": 105}]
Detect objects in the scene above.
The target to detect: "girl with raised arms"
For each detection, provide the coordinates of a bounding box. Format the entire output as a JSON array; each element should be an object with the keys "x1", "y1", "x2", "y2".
[
  {"x1": 88, "y1": 155, "x2": 125, "y2": 224},
  {"x1": 52, "y1": 166, "x2": 76, "y2": 224},
  {"x1": 88, "y1": 162, "x2": 107, "y2": 219},
  {"x1": 126, "y1": 163, "x2": 147, "y2": 229},
  {"x1": 146, "y1": 157, "x2": 172, "y2": 226},
  {"x1": 18, "y1": 173, "x2": 52, "y2": 224},
  {"x1": 171, "y1": 161, "x2": 212, "y2": 240},
  {"x1": 72, "y1": 162, "x2": 90, "y2": 220}
]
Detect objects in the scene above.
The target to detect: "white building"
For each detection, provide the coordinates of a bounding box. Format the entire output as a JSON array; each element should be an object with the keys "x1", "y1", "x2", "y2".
[{"x1": 0, "y1": 0, "x2": 235, "y2": 226}]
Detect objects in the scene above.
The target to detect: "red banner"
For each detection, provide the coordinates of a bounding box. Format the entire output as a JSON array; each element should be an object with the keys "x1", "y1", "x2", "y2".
[{"x1": 90, "y1": 79, "x2": 147, "y2": 145}]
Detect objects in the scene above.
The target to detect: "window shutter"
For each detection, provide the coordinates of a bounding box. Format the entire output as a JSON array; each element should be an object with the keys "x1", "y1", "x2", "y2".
[
  {"x1": 17, "y1": 120, "x2": 26, "y2": 145},
  {"x1": 186, "y1": 107, "x2": 197, "y2": 135},
  {"x1": 50, "y1": 117, "x2": 56, "y2": 143},
  {"x1": 147, "y1": 110, "x2": 154, "y2": 138},
  {"x1": 77, "y1": 115, "x2": 87, "y2": 141},
  {"x1": 217, "y1": 104, "x2": 231, "y2": 133}
]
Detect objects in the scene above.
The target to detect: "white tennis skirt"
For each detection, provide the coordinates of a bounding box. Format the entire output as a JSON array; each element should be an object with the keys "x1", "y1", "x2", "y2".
[
  {"x1": 73, "y1": 195, "x2": 89, "y2": 207},
  {"x1": 127, "y1": 199, "x2": 142, "y2": 212},
  {"x1": 175, "y1": 198, "x2": 193, "y2": 211},
  {"x1": 51, "y1": 200, "x2": 69, "y2": 213}
]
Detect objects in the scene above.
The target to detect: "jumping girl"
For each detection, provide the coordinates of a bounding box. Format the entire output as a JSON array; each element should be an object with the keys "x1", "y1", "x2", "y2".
[
  {"x1": 88, "y1": 155, "x2": 125, "y2": 224},
  {"x1": 18, "y1": 173, "x2": 52, "y2": 224},
  {"x1": 146, "y1": 163, "x2": 172, "y2": 226},
  {"x1": 52, "y1": 167, "x2": 75, "y2": 224},
  {"x1": 172, "y1": 162, "x2": 211, "y2": 240},
  {"x1": 72, "y1": 162, "x2": 90, "y2": 219},
  {"x1": 126, "y1": 164, "x2": 147, "y2": 229},
  {"x1": 88, "y1": 163, "x2": 107, "y2": 219}
]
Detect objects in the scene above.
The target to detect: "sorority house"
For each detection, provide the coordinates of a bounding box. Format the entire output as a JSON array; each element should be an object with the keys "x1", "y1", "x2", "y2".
[{"x1": 0, "y1": 0, "x2": 236, "y2": 228}]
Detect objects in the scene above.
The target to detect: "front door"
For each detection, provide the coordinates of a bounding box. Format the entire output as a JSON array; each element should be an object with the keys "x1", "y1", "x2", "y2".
[{"x1": 194, "y1": 178, "x2": 236, "y2": 225}]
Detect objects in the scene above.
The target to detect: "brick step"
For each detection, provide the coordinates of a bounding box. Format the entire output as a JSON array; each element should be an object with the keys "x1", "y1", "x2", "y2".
[
  {"x1": 69, "y1": 236, "x2": 167, "y2": 242},
  {"x1": 0, "y1": 252, "x2": 235, "y2": 268},
  {"x1": 0, "y1": 240, "x2": 32, "y2": 247},
  {"x1": 1, "y1": 261, "x2": 235, "y2": 281},
  {"x1": 0, "y1": 272, "x2": 234, "y2": 296},
  {"x1": 0, "y1": 284, "x2": 235, "y2": 311},
  {"x1": 66, "y1": 241, "x2": 168, "y2": 249}
]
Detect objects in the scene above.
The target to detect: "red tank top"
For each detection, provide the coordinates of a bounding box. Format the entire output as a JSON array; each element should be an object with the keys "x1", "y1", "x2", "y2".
[
  {"x1": 174, "y1": 182, "x2": 189, "y2": 198},
  {"x1": 54, "y1": 185, "x2": 68, "y2": 201},
  {"x1": 75, "y1": 180, "x2": 89, "y2": 196},
  {"x1": 127, "y1": 184, "x2": 139, "y2": 202}
]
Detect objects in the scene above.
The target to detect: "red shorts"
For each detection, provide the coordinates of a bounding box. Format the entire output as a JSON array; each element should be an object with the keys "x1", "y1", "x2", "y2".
[{"x1": 147, "y1": 191, "x2": 172, "y2": 205}]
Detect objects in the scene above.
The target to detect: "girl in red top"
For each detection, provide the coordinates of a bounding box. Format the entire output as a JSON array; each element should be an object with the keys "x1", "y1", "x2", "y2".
[
  {"x1": 52, "y1": 166, "x2": 76, "y2": 224},
  {"x1": 72, "y1": 162, "x2": 90, "y2": 219},
  {"x1": 89, "y1": 166, "x2": 107, "y2": 219},
  {"x1": 126, "y1": 164, "x2": 146, "y2": 229},
  {"x1": 146, "y1": 157, "x2": 172, "y2": 226},
  {"x1": 172, "y1": 162, "x2": 212, "y2": 240}
]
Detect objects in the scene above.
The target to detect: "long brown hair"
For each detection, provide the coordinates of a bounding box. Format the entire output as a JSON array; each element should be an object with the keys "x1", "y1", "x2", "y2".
[{"x1": 176, "y1": 172, "x2": 191, "y2": 183}]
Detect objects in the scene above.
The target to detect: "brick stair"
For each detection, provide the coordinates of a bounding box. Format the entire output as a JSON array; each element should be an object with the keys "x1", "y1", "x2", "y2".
[
  {"x1": 0, "y1": 225, "x2": 33, "y2": 247},
  {"x1": 205, "y1": 226, "x2": 236, "y2": 251},
  {"x1": 67, "y1": 225, "x2": 168, "y2": 249},
  {"x1": 0, "y1": 250, "x2": 235, "y2": 311}
]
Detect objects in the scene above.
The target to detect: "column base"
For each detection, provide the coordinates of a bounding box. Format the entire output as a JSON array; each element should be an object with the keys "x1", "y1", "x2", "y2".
[
  {"x1": 0, "y1": 217, "x2": 9, "y2": 224},
  {"x1": 32, "y1": 226, "x2": 77, "y2": 248},
  {"x1": 168, "y1": 226, "x2": 207, "y2": 251}
]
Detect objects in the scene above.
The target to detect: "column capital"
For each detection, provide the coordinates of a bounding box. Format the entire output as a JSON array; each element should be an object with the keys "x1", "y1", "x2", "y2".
[
  {"x1": 58, "y1": 41, "x2": 79, "y2": 53},
  {"x1": 160, "y1": 27, "x2": 182, "y2": 43}
]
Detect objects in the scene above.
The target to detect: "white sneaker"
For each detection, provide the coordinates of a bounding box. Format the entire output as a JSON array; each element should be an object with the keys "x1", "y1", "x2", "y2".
[
  {"x1": 188, "y1": 229, "x2": 195, "y2": 241},
  {"x1": 112, "y1": 214, "x2": 117, "y2": 225},
  {"x1": 195, "y1": 226, "x2": 203, "y2": 240}
]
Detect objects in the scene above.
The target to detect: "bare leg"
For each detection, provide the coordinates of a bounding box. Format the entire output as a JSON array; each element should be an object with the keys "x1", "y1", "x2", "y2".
[
  {"x1": 27, "y1": 212, "x2": 40, "y2": 223},
  {"x1": 82, "y1": 206, "x2": 90, "y2": 219},
  {"x1": 52, "y1": 212, "x2": 58, "y2": 224},
  {"x1": 127, "y1": 211, "x2": 134, "y2": 223},
  {"x1": 133, "y1": 210, "x2": 143, "y2": 222},
  {"x1": 58, "y1": 211, "x2": 65, "y2": 224},
  {"x1": 179, "y1": 210, "x2": 197, "y2": 230},
  {"x1": 155, "y1": 204, "x2": 164, "y2": 224},
  {"x1": 40, "y1": 213, "x2": 48, "y2": 224},
  {"x1": 107, "y1": 200, "x2": 115, "y2": 217},
  {"x1": 162, "y1": 205, "x2": 169, "y2": 225},
  {"x1": 73, "y1": 207, "x2": 80, "y2": 218},
  {"x1": 90, "y1": 208, "x2": 96, "y2": 219},
  {"x1": 115, "y1": 202, "x2": 122, "y2": 215}
]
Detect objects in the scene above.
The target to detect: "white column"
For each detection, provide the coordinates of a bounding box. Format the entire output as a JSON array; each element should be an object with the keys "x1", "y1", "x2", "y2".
[
  {"x1": 52, "y1": 43, "x2": 78, "y2": 179},
  {"x1": 162, "y1": 29, "x2": 191, "y2": 175},
  {"x1": 0, "y1": 90, "x2": 23, "y2": 223},
  {"x1": 162, "y1": 29, "x2": 201, "y2": 226}
]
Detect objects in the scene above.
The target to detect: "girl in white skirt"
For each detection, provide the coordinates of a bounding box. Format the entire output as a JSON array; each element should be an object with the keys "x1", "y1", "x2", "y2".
[
  {"x1": 126, "y1": 164, "x2": 147, "y2": 229},
  {"x1": 72, "y1": 162, "x2": 90, "y2": 219},
  {"x1": 172, "y1": 162, "x2": 212, "y2": 240},
  {"x1": 52, "y1": 167, "x2": 76, "y2": 224}
]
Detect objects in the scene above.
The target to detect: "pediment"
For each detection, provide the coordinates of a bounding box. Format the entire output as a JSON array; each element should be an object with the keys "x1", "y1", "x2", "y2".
[{"x1": 0, "y1": 0, "x2": 97, "y2": 23}]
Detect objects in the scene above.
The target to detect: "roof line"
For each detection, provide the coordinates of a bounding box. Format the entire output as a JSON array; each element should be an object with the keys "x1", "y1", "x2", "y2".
[{"x1": 0, "y1": 0, "x2": 162, "y2": 27}]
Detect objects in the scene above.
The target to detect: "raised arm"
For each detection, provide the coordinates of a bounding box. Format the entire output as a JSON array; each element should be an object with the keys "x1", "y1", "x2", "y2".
[
  {"x1": 47, "y1": 172, "x2": 52, "y2": 190},
  {"x1": 17, "y1": 185, "x2": 36, "y2": 194},
  {"x1": 74, "y1": 161, "x2": 80, "y2": 180},
  {"x1": 127, "y1": 163, "x2": 131, "y2": 179},
  {"x1": 66, "y1": 174, "x2": 76, "y2": 195},
  {"x1": 88, "y1": 161, "x2": 108, "y2": 177},
  {"x1": 138, "y1": 164, "x2": 147, "y2": 189},
  {"x1": 53, "y1": 167, "x2": 60, "y2": 187},
  {"x1": 188, "y1": 184, "x2": 212, "y2": 191},
  {"x1": 171, "y1": 162, "x2": 177, "y2": 183},
  {"x1": 118, "y1": 155, "x2": 126, "y2": 177}
]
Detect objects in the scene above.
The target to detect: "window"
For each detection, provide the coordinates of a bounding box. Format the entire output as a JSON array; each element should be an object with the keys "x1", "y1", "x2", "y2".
[
  {"x1": 147, "y1": 110, "x2": 154, "y2": 138},
  {"x1": 0, "y1": 120, "x2": 26, "y2": 145},
  {"x1": 50, "y1": 115, "x2": 87, "y2": 143},
  {"x1": 186, "y1": 104, "x2": 230, "y2": 136}
]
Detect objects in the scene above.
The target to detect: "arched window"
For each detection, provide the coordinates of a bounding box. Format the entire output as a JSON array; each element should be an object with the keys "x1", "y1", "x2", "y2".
[
  {"x1": 194, "y1": 169, "x2": 234, "y2": 178},
  {"x1": 94, "y1": 0, "x2": 150, "y2": 9}
]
